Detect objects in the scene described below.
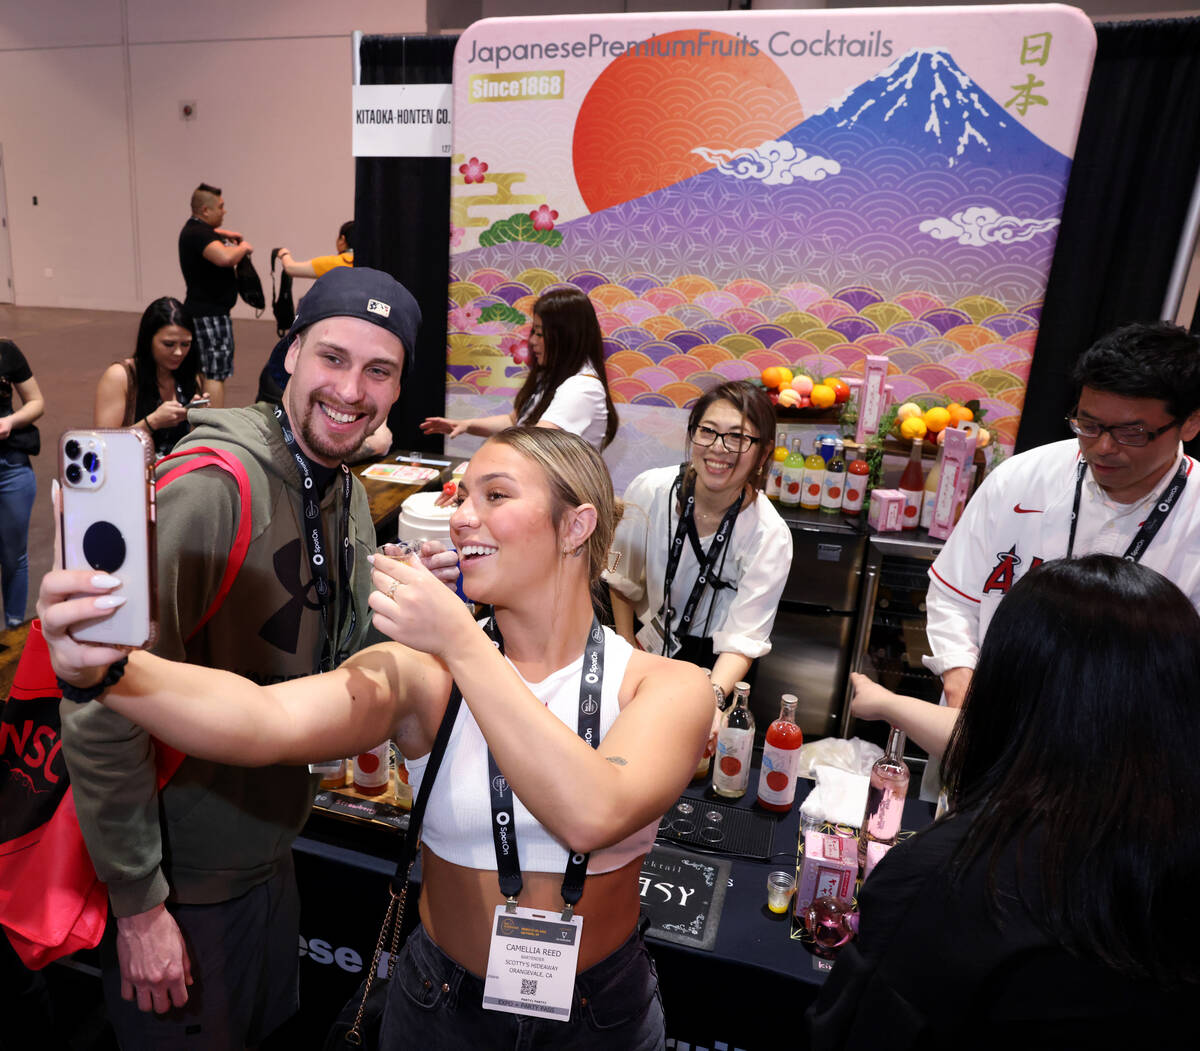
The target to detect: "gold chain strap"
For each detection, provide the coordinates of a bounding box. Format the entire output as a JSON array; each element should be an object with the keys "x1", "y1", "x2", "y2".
[{"x1": 345, "y1": 873, "x2": 411, "y2": 1046}]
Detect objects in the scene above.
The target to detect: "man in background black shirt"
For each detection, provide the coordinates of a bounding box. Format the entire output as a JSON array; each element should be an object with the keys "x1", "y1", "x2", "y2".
[{"x1": 178, "y1": 183, "x2": 253, "y2": 407}]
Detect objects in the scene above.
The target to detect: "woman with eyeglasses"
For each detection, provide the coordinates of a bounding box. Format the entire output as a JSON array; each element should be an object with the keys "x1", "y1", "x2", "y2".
[{"x1": 605, "y1": 380, "x2": 791, "y2": 706}]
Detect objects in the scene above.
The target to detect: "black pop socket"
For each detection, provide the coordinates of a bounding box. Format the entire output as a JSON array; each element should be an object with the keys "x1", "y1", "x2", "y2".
[{"x1": 82, "y1": 521, "x2": 126, "y2": 573}]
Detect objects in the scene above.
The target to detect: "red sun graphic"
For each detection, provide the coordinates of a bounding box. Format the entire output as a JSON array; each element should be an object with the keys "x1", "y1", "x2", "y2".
[{"x1": 572, "y1": 29, "x2": 807, "y2": 214}]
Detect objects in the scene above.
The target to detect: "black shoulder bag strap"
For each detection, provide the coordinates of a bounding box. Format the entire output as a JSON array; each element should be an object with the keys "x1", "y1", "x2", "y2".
[{"x1": 335, "y1": 685, "x2": 464, "y2": 1047}]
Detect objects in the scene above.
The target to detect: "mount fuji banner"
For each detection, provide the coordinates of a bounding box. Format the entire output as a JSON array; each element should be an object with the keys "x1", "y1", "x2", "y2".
[{"x1": 446, "y1": 5, "x2": 1096, "y2": 484}]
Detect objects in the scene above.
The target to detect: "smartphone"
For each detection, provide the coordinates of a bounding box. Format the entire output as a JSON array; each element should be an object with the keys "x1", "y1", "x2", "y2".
[{"x1": 58, "y1": 428, "x2": 158, "y2": 648}]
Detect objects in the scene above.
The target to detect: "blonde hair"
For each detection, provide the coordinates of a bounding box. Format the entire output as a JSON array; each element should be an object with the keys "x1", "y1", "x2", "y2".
[{"x1": 486, "y1": 428, "x2": 622, "y2": 584}]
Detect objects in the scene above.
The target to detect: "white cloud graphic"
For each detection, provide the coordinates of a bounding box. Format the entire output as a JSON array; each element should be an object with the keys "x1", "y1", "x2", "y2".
[
  {"x1": 919, "y1": 206, "x2": 1060, "y2": 247},
  {"x1": 692, "y1": 140, "x2": 841, "y2": 186}
]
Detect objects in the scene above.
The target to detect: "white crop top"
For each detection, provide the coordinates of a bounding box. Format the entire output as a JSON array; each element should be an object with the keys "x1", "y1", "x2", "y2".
[{"x1": 406, "y1": 626, "x2": 661, "y2": 874}]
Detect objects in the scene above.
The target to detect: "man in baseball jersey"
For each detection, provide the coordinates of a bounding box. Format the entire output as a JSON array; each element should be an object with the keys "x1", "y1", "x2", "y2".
[{"x1": 925, "y1": 321, "x2": 1200, "y2": 708}]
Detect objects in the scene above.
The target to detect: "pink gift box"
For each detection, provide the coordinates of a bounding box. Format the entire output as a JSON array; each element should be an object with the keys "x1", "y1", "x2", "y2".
[
  {"x1": 797, "y1": 830, "x2": 858, "y2": 912},
  {"x1": 867, "y1": 488, "x2": 905, "y2": 532}
]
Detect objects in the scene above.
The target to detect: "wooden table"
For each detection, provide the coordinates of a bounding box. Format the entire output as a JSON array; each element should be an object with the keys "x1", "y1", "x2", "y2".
[{"x1": 352, "y1": 449, "x2": 451, "y2": 543}]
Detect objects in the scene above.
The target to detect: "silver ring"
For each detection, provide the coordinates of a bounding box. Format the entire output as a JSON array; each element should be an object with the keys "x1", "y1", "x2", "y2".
[{"x1": 388, "y1": 580, "x2": 400, "y2": 601}]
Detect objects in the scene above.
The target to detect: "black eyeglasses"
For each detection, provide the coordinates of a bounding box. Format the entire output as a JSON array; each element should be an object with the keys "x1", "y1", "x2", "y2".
[
  {"x1": 1065, "y1": 415, "x2": 1178, "y2": 447},
  {"x1": 691, "y1": 424, "x2": 760, "y2": 454}
]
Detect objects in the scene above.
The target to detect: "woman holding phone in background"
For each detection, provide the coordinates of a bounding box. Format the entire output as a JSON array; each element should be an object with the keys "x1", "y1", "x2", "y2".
[{"x1": 94, "y1": 297, "x2": 212, "y2": 456}]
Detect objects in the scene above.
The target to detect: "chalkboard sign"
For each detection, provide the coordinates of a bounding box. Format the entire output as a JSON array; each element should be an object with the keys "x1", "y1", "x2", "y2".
[{"x1": 640, "y1": 845, "x2": 731, "y2": 951}]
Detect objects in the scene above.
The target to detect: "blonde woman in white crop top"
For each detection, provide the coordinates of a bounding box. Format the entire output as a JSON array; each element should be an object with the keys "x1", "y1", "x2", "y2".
[{"x1": 42, "y1": 427, "x2": 713, "y2": 1048}]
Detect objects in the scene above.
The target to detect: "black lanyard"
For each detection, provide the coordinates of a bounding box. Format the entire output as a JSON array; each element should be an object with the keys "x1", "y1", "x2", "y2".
[
  {"x1": 485, "y1": 615, "x2": 605, "y2": 917},
  {"x1": 272, "y1": 405, "x2": 356, "y2": 671},
  {"x1": 659, "y1": 466, "x2": 741, "y2": 655},
  {"x1": 1066, "y1": 457, "x2": 1188, "y2": 560}
]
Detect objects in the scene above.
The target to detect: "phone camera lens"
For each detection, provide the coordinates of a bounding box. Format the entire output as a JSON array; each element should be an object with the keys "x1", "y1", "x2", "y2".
[
  {"x1": 65, "y1": 439, "x2": 81, "y2": 460},
  {"x1": 66, "y1": 463, "x2": 83, "y2": 485},
  {"x1": 82, "y1": 452, "x2": 100, "y2": 473}
]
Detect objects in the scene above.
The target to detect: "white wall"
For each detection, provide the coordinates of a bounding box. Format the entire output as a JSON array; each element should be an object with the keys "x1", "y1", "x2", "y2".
[{"x1": 0, "y1": 0, "x2": 426, "y2": 314}]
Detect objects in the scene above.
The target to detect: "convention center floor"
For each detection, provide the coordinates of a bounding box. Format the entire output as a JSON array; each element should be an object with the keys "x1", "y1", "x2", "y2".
[{"x1": 0, "y1": 303, "x2": 278, "y2": 626}]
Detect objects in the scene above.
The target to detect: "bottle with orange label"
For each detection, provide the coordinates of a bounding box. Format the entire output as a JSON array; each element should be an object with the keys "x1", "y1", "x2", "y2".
[
  {"x1": 898, "y1": 438, "x2": 925, "y2": 530},
  {"x1": 353, "y1": 741, "x2": 391, "y2": 796},
  {"x1": 820, "y1": 439, "x2": 846, "y2": 513},
  {"x1": 800, "y1": 439, "x2": 825, "y2": 511},
  {"x1": 766, "y1": 428, "x2": 788, "y2": 501},
  {"x1": 779, "y1": 437, "x2": 805, "y2": 507},
  {"x1": 842, "y1": 449, "x2": 869, "y2": 516},
  {"x1": 757, "y1": 694, "x2": 803, "y2": 812}
]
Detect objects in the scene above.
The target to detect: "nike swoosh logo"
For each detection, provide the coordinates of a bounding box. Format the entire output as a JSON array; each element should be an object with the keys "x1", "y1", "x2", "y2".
[{"x1": 1013, "y1": 504, "x2": 1042, "y2": 514}]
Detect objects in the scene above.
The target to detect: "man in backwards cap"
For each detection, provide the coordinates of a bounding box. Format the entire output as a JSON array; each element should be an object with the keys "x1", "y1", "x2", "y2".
[{"x1": 61, "y1": 268, "x2": 452, "y2": 1047}]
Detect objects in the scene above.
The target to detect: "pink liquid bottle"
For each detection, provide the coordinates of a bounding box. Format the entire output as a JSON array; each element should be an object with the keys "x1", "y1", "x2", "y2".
[{"x1": 858, "y1": 726, "x2": 909, "y2": 868}]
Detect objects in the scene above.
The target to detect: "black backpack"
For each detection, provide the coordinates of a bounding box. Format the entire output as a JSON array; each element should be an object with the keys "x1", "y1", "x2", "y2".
[{"x1": 269, "y1": 249, "x2": 295, "y2": 336}]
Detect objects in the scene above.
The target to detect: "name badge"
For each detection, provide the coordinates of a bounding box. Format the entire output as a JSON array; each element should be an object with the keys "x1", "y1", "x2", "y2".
[
  {"x1": 482, "y1": 905, "x2": 582, "y2": 1020},
  {"x1": 636, "y1": 614, "x2": 678, "y2": 658}
]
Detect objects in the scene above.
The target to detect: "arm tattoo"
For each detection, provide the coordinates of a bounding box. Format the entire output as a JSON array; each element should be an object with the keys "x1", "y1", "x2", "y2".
[{"x1": 604, "y1": 755, "x2": 628, "y2": 766}]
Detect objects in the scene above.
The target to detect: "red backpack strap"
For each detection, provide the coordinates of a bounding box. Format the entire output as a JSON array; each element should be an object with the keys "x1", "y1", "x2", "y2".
[
  {"x1": 155, "y1": 447, "x2": 252, "y2": 641},
  {"x1": 152, "y1": 446, "x2": 253, "y2": 786}
]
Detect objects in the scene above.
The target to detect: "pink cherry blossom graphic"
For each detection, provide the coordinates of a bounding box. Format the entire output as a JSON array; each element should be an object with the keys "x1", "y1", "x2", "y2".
[
  {"x1": 529, "y1": 204, "x2": 559, "y2": 231},
  {"x1": 448, "y1": 304, "x2": 481, "y2": 332},
  {"x1": 500, "y1": 333, "x2": 532, "y2": 366},
  {"x1": 449, "y1": 223, "x2": 465, "y2": 248},
  {"x1": 459, "y1": 157, "x2": 488, "y2": 184}
]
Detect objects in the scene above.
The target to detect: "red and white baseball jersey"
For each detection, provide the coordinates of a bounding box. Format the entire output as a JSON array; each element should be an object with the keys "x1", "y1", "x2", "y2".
[{"x1": 925, "y1": 439, "x2": 1200, "y2": 674}]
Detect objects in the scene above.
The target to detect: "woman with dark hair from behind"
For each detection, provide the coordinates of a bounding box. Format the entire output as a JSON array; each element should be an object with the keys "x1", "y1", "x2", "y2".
[
  {"x1": 809, "y1": 555, "x2": 1199, "y2": 1047},
  {"x1": 94, "y1": 296, "x2": 211, "y2": 456},
  {"x1": 421, "y1": 285, "x2": 618, "y2": 452}
]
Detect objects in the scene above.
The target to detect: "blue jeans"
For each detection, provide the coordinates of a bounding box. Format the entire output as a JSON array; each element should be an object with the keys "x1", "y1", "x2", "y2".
[
  {"x1": 0, "y1": 452, "x2": 35, "y2": 627},
  {"x1": 382, "y1": 921, "x2": 666, "y2": 1050}
]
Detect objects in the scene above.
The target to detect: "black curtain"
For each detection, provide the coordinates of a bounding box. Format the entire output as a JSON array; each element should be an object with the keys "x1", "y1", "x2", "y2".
[
  {"x1": 355, "y1": 35, "x2": 458, "y2": 453},
  {"x1": 1016, "y1": 17, "x2": 1200, "y2": 455}
]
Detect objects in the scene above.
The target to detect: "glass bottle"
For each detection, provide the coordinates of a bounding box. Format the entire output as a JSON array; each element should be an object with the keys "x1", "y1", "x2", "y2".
[
  {"x1": 800, "y1": 439, "x2": 825, "y2": 511},
  {"x1": 841, "y1": 449, "x2": 869, "y2": 516},
  {"x1": 713, "y1": 681, "x2": 755, "y2": 798},
  {"x1": 897, "y1": 438, "x2": 925, "y2": 531},
  {"x1": 780, "y1": 437, "x2": 806, "y2": 507},
  {"x1": 766, "y1": 428, "x2": 788, "y2": 501},
  {"x1": 920, "y1": 443, "x2": 943, "y2": 530},
  {"x1": 757, "y1": 694, "x2": 803, "y2": 812},
  {"x1": 858, "y1": 726, "x2": 910, "y2": 867},
  {"x1": 820, "y1": 439, "x2": 846, "y2": 513},
  {"x1": 353, "y1": 741, "x2": 391, "y2": 796}
]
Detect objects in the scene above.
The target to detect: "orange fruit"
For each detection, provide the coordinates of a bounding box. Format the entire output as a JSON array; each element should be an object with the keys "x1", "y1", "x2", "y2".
[
  {"x1": 923, "y1": 406, "x2": 951, "y2": 433},
  {"x1": 822, "y1": 377, "x2": 851, "y2": 404},
  {"x1": 810, "y1": 384, "x2": 836, "y2": 409},
  {"x1": 899, "y1": 416, "x2": 927, "y2": 440},
  {"x1": 948, "y1": 403, "x2": 974, "y2": 425},
  {"x1": 761, "y1": 366, "x2": 784, "y2": 389}
]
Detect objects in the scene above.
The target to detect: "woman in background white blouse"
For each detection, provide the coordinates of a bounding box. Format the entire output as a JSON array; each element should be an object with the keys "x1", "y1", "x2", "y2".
[
  {"x1": 604, "y1": 380, "x2": 791, "y2": 704},
  {"x1": 422, "y1": 286, "x2": 618, "y2": 452}
]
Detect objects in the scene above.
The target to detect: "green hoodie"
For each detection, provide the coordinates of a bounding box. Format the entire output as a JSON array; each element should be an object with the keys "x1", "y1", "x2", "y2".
[{"x1": 61, "y1": 404, "x2": 376, "y2": 915}]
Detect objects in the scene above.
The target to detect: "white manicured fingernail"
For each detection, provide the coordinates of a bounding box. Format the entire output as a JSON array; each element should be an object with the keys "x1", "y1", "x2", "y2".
[
  {"x1": 91, "y1": 574, "x2": 122, "y2": 589},
  {"x1": 94, "y1": 595, "x2": 126, "y2": 609},
  {"x1": 51, "y1": 479, "x2": 60, "y2": 500},
  {"x1": 366, "y1": 554, "x2": 376, "y2": 565}
]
